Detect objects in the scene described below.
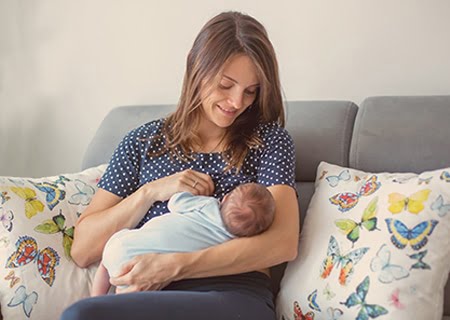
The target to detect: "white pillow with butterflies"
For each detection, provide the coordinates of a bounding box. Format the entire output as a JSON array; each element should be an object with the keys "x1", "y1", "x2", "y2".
[
  {"x1": 0, "y1": 164, "x2": 106, "y2": 320},
  {"x1": 277, "y1": 161, "x2": 450, "y2": 320}
]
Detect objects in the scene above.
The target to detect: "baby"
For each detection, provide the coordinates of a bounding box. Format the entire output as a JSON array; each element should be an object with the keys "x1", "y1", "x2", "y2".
[{"x1": 91, "y1": 182, "x2": 276, "y2": 296}]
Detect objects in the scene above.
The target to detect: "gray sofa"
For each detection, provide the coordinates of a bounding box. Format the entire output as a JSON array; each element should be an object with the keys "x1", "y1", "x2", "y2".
[{"x1": 80, "y1": 95, "x2": 449, "y2": 319}]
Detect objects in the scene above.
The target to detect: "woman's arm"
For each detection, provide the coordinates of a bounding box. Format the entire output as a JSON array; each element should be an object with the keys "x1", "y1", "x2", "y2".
[
  {"x1": 71, "y1": 187, "x2": 156, "y2": 267},
  {"x1": 71, "y1": 169, "x2": 214, "y2": 267},
  {"x1": 110, "y1": 184, "x2": 299, "y2": 292},
  {"x1": 185, "y1": 185, "x2": 299, "y2": 276}
]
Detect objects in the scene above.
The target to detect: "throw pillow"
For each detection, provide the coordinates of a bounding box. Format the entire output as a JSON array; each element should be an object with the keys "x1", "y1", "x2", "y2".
[
  {"x1": 277, "y1": 162, "x2": 450, "y2": 320},
  {"x1": 0, "y1": 164, "x2": 107, "y2": 320}
]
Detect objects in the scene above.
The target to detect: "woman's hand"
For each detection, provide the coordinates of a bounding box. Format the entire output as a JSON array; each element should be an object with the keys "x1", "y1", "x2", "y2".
[
  {"x1": 145, "y1": 169, "x2": 214, "y2": 202},
  {"x1": 110, "y1": 252, "x2": 185, "y2": 293}
]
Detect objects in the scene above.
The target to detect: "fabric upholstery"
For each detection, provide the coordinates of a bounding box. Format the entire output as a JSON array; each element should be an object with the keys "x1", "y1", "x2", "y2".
[
  {"x1": 350, "y1": 96, "x2": 450, "y2": 173},
  {"x1": 81, "y1": 98, "x2": 450, "y2": 318}
]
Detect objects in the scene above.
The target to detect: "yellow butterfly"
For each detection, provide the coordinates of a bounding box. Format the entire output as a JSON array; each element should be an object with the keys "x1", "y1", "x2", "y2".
[
  {"x1": 10, "y1": 187, "x2": 45, "y2": 219},
  {"x1": 388, "y1": 189, "x2": 431, "y2": 215}
]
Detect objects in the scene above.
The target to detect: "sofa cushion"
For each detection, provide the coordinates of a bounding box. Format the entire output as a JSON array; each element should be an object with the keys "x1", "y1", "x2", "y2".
[
  {"x1": 350, "y1": 95, "x2": 450, "y2": 173},
  {"x1": 277, "y1": 162, "x2": 450, "y2": 320},
  {"x1": 0, "y1": 165, "x2": 106, "y2": 320}
]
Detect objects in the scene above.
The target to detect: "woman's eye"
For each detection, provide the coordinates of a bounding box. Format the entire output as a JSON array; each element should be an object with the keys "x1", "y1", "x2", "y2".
[
  {"x1": 245, "y1": 90, "x2": 257, "y2": 96},
  {"x1": 219, "y1": 84, "x2": 232, "y2": 90}
]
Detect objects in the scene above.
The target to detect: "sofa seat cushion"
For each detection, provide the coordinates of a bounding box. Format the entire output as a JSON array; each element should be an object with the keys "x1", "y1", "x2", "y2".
[{"x1": 277, "y1": 162, "x2": 450, "y2": 320}]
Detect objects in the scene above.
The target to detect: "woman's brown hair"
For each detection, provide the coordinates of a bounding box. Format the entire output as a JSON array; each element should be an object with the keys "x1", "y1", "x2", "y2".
[{"x1": 154, "y1": 11, "x2": 284, "y2": 172}]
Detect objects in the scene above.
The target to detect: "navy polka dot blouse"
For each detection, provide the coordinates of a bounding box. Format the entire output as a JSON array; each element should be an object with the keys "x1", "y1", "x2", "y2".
[{"x1": 98, "y1": 119, "x2": 296, "y2": 228}]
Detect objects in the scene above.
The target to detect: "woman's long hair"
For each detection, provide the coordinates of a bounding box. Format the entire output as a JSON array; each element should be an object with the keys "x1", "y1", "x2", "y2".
[{"x1": 154, "y1": 11, "x2": 284, "y2": 172}]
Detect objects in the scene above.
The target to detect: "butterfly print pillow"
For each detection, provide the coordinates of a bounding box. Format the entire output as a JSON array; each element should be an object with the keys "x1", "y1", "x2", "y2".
[
  {"x1": 0, "y1": 164, "x2": 106, "y2": 320},
  {"x1": 277, "y1": 162, "x2": 450, "y2": 320}
]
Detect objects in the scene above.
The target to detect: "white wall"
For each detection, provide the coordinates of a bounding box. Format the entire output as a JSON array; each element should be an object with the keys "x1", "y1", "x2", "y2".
[{"x1": 1, "y1": 0, "x2": 450, "y2": 177}]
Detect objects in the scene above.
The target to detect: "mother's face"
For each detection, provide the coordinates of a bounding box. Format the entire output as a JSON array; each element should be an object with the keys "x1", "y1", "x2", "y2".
[{"x1": 199, "y1": 54, "x2": 260, "y2": 131}]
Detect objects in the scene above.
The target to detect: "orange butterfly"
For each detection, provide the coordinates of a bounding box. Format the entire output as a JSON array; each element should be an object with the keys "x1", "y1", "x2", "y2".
[{"x1": 4, "y1": 270, "x2": 20, "y2": 288}]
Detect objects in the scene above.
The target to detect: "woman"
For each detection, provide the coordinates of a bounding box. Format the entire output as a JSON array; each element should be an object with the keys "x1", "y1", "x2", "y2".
[{"x1": 62, "y1": 11, "x2": 299, "y2": 320}]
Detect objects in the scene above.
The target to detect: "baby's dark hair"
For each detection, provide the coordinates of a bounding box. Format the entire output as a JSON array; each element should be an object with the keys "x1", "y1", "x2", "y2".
[{"x1": 220, "y1": 183, "x2": 275, "y2": 237}]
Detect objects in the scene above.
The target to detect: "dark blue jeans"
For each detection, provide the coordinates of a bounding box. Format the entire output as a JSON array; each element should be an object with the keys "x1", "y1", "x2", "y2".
[{"x1": 60, "y1": 272, "x2": 275, "y2": 320}]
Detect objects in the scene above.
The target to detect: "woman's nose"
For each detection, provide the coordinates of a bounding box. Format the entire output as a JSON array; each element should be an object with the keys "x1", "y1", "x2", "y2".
[{"x1": 226, "y1": 90, "x2": 244, "y2": 109}]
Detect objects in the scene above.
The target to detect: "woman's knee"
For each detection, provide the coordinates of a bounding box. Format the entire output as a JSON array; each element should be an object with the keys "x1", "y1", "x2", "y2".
[{"x1": 61, "y1": 299, "x2": 102, "y2": 320}]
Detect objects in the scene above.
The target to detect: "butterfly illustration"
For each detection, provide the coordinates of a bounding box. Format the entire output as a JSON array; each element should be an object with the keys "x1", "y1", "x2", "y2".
[
  {"x1": 388, "y1": 288, "x2": 405, "y2": 310},
  {"x1": 1, "y1": 191, "x2": 11, "y2": 204},
  {"x1": 440, "y1": 171, "x2": 450, "y2": 182},
  {"x1": 6, "y1": 236, "x2": 60, "y2": 286},
  {"x1": 10, "y1": 187, "x2": 45, "y2": 219},
  {"x1": 326, "y1": 307, "x2": 343, "y2": 320},
  {"x1": 29, "y1": 181, "x2": 66, "y2": 211},
  {"x1": 341, "y1": 276, "x2": 388, "y2": 320},
  {"x1": 319, "y1": 170, "x2": 329, "y2": 180},
  {"x1": 418, "y1": 177, "x2": 432, "y2": 185},
  {"x1": 7, "y1": 285, "x2": 38, "y2": 318},
  {"x1": 0, "y1": 236, "x2": 10, "y2": 247},
  {"x1": 34, "y1": 211, "x2": 74, "y2": 259},
  {"x1": 408, "y1": 250, "x2": 431, "y2": 270},
  {"x1": 1, "y1": 207, "x2": 14, "y2": 232},
  {"x1": 293, "y1": 301, "x2": 315, "y2": 320},
  {"x1": 54, "y1": 175, "x2": 71, "y2": 186},
  {"x1": 326, "y1": 170, "x2": 351, "y2": 187},
  {"x1": 320, "y1": 235, "x2": 369, "y2": 286},
  {"x1": 391, "y1": 175, "x2": 415, "y2": 184},
  {"x1": 335, "y1": 197, "x2": 379, "y2": 246},
  {"x1": 370, "y1": 244, "x2": 409, "y2": 283},
  {"x1": 329, "y1": 176, "x2": 380, "y2": 212},
  {"x1": 430, "y1": 195, "x2": 450, "y2": 217},
  {"x1": 69, "y1": 179, "x2": 96, "y2": 206},
  {"x1": 323, "y1": 283, "x2": 336, "y2": 300},
  {"x1": 4, "y1": 270, "x2": 20, "y2": 288},
  {"x1": 388, "y1": 189, "x2": 431, "y2": 214},
  {"x1": 385, "y1": 218, "x2": 438, "y2": 251},
  {"x1": 307, "y1": 289, "x2": 321, "y2": 312}
]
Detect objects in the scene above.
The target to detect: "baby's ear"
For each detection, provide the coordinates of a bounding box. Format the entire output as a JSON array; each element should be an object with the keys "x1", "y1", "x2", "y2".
[{"x1": 221, "y1": 194, "x2": 229, "y2": 204}]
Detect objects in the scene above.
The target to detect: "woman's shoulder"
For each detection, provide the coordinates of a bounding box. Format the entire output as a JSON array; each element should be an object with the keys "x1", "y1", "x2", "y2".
[
  {"x1": 256, "y1": 121, "x2": 293, "y2": 143},
  {"x1": 126, "y1": 118, "x2": 166, "y2": 139},
  {"x1": 116, "y1": 118, "x2": 167, "y2": 153}
]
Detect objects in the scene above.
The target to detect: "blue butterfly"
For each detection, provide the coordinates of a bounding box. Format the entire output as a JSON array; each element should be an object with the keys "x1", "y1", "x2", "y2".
[
  {"x1": 408, "y1": 250, "x2": 431, "y2": 270},
  {"x1": 7, "y1": 285, "x2": 38, "y2": 318},
  {"x1": 430, "y1": 195, "x2": 450, "y2": 217},
  {"x1": 385, "y1": 218, "x2": 438, "y2": 251},
  {"x1": 320, "y1": 235, "x2": 369, "y2": 286},
  {"x1": 1, "y1": 191, "x2": 10, "y2": 204},
  {"x1": 341, "y1": 276, "x2": 388, "y2": 320},
  {"x1": 54, "y1": 176, "x2": 71, "y2": 186},
  {"x1": 29, "y1": 181, "x2": 65, "y2": 210},
  {"x1": 326, "y1": 170, "x2": 351, "y2": 187},
  {"x1": 370, "y1": 244, "x2": 409, "y2": 283},
  {"x1": 440, "y1": 171, "x2": 450, "y2": 182},
  {"x1": 69, "y1": 180, "x2": 95, "y2": 206},
  {"x1": 307, "y1": 289, "x2": 321, "y2": 312}
]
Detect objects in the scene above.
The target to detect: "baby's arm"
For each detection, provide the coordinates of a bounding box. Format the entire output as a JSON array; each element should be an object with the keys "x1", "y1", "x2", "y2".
[{"x1": 91, "y1": 262, "x2": 111, "y2": 296}]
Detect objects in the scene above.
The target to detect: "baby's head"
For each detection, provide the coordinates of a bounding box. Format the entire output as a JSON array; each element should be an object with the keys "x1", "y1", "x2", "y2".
[{"x1": 220, "y1": 183, "x2": 275, "y2": 237}]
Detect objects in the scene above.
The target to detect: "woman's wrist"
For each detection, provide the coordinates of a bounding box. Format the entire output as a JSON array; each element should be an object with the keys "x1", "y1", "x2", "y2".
[
  {"x1": 139, "y1": 182, "x2": 159, "y2": 206},
  {"x1": 173, "y1": 251, "x2": 202, "y2": 281}
]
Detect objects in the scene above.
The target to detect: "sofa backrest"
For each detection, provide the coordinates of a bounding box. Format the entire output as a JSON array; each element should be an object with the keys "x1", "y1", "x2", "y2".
[
  {"x1": 349, "y1": 96, "x2": 450, "y2": 316},
  {"x1": 82, "y1": 96, "x2": 450, "y2": 315}
]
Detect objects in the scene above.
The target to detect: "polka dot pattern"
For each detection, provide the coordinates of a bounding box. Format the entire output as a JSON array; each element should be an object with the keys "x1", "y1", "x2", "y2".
[{"x1": 98, "y1": 119, "x2": 296, "y2": 228}]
